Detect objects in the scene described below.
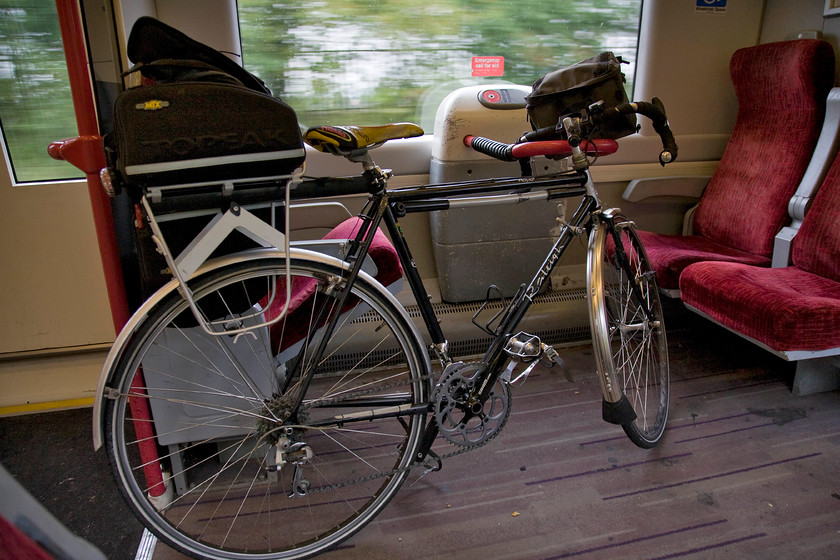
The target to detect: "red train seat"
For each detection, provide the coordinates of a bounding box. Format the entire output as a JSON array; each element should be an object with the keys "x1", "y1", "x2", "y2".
[
  {"x1": 680, "y1": 146, "x2": 840, "y2": 395},
  {"x1": 264, "y1": 217, "x2": 403, "y2": 353},
  {"x1": 637, "y1": 40, "x2": 835, "y2": 295}
]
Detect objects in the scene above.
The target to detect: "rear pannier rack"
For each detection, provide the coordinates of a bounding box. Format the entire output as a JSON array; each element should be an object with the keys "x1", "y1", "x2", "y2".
[{"x1": 138, "y1": 170, "x2": 304, "y2": 214}]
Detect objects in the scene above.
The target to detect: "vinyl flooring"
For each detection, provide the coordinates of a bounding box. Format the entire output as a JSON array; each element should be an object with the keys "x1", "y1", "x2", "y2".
[{"x1": 2, "y1": 304, "x2": 839, "y2": 560}]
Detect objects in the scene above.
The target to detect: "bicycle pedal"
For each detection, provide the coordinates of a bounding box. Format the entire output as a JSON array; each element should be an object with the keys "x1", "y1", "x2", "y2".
[
  {"x1": 504, "y1": 332, "x2": 542, "y2": 360},
  {"x1": 499, "y1": 353, "x2": 541, "y2": 386}
]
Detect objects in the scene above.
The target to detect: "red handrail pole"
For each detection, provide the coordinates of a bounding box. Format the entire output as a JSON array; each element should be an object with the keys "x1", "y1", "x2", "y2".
[
  {"x1": 54, "y1": 0, "x2": 130, "y2": 332},
  {"x1": 55, "y1": 1, "x2": 167, "y2": 498}
]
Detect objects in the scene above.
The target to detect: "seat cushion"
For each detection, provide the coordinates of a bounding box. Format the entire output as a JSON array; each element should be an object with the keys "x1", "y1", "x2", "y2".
[
  {"x1": 265, "y1": 217, "x2": 402, "y2": 353},
  {"x1": 322, "y1": 217, "x2": 403, "y2": 287},
  {"x1": 680, "y1": 262, "x2": 840, "y2": 352},
  {"x1": 637, "y1": 230, "x2": 770, "y2": 290}
]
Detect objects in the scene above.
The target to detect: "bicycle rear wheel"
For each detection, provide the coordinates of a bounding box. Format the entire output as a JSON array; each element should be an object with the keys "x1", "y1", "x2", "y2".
[
  {"x1": 588, "y1": 213, "x2": 669, "y2": 448},
  {"x1": 103, "y1": 255, "x2": 430, "y2": 559}
]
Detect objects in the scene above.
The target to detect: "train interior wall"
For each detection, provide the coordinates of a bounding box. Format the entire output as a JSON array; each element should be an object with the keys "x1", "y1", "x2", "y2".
[{"x1": 1, "y1": 0, "x2": 838, "y2": 412}]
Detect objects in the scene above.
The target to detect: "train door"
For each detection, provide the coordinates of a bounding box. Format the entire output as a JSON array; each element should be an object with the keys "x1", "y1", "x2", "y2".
[{"x1": 0, "y1": 1, "x2": 113, "y2": 413}]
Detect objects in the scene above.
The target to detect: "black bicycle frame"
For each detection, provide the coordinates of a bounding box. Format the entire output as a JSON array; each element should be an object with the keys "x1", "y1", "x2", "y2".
[
  {"x1": 386, "y1": 173, "x2": 590, "y2": 356},
  {"x1": 284, "y1": 169, "x2": 595, "y2": 452}
]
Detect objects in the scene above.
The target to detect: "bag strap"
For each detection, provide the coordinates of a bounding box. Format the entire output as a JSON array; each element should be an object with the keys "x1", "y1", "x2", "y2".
[{"x1": 123, "y1": 59, "x2": 247, "y2": 87}]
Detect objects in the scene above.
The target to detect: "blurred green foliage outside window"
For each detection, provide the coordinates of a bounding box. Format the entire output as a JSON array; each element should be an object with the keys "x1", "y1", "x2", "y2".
[
  {"x1": 0, "y1": 0, "x2": 82, "y2": 183},
  {"x1": 238, "y1": 0, "x2": 643, "y2": 130},
  {"x1": 0, "y1": 1, "x2": 642, "y2": 183}
]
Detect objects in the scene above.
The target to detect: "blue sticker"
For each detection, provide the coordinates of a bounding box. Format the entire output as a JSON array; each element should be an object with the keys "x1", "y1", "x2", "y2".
[{"x1": 696, "y1": 0, "x2": 727, "y2": 13}]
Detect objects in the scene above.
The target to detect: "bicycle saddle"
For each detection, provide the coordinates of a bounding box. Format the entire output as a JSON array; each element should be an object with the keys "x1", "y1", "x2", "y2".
[{"x1": 304, "y1": 123, "x2": 424, "y2": 153}]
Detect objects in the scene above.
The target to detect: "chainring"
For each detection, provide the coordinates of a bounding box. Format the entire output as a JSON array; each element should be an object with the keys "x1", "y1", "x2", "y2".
[{"x1": 433, "y1": 362, "x2": 511, "y2": 446}]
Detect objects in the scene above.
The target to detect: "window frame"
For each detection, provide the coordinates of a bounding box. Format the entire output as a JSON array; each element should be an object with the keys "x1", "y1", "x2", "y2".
[{"x1": 0, "y1": 0, "x2": 84, "y2": 186}]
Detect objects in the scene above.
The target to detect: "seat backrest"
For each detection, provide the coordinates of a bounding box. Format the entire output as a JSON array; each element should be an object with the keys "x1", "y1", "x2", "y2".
[
  {"x1": 791, "y1": 153, "x2": 840, "y2": 283},
  {"x1": 692, "y1": 39, "x2": 835, "y2": 257}
]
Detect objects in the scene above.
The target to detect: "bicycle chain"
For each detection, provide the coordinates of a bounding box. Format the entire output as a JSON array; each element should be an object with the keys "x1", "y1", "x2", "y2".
[
  {"x1": 305, "y1": 425, "x2": 496, "y2": 496},
  {"x1": 297, "y1": 363, "x2": 503, "y2": 495}
]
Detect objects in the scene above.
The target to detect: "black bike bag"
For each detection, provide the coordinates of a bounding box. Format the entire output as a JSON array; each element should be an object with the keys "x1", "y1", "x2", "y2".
[
  {"x1": 525, "y1": 52, "x2": 637, "y2": 139},
  {"x1": 112, "y1": 81, "x2": 304, "y2": 190},
  {"x1": 109, "y1": 17, "x2": 305, "y2": 196},
  {"x1": 126, "y1": 16, "x2": 271, "y2": 94}
]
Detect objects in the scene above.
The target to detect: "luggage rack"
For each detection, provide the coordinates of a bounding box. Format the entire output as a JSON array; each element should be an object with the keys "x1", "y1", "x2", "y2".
[
  {"x1": 140, "y1": 167, "x2": 306, "y2": 338},
  {"x1": 137, "y1": 166, "x2": 306, "y2": 214}
]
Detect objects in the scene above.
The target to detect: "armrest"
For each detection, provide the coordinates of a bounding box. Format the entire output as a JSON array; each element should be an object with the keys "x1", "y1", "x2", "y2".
[
  {"x1": 290, "y1": 239, "x2": 378, "y2": 276},
  {"x1": 289, "y1": 202, "x2": 353, "y2": 231},
  {"x1": 787, "y1": 87, "x2": 840, "y2": 221},
  {"x1": 288, "y1": 202, "x2": 354, "y2": 242},
  {"x1": 622, "y1": 176, "x2": 712, "y2": 202}
]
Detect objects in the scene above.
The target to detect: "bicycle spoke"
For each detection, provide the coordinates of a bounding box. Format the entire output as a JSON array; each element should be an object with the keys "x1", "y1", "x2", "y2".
[
  {"x1": 590, "y1": 217, "x2": 670, "y2": 448},
  {"x1": 106, "y1": 258, "x2": 427, "y2": 558}
]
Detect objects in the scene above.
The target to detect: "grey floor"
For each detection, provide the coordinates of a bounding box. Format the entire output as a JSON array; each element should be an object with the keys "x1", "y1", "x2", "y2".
[{"x1": 2, "y1": 304, "x2": 839, "y2": 560}]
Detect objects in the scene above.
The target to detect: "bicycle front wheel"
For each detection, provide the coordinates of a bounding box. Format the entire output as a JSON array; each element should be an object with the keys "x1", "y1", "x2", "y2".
[
  {"x1": 103, "y1": 255, "x2": 430, "y2": 559},
  {"x1": 588, "y1": 213, "x2": 669, "y2": 448}
]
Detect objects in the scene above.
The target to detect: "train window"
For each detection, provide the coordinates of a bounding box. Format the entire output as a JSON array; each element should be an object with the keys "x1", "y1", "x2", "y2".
[
  {"x1": 0, "y1": 0, "x2": 82, "y2": 183},
  {"x1": 238, "y1": 0, "x2": 643, "y2": 129}
]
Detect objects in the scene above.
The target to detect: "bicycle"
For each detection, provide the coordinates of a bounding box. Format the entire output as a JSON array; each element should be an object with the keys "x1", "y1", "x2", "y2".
[{"x1": 92, "y1": 98, "x2": 677, "y2": 559}]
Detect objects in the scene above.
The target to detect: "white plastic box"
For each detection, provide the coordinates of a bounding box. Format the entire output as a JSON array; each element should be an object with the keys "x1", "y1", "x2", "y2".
[{"x1": 429, "y1": 84, "x2": 568, "y2": 302}]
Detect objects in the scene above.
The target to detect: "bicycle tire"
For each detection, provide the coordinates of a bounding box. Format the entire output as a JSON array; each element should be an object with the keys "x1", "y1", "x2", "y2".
[
  {"x1": 103, "y1": 255, "x2": 430, "y2": 559},
  {"x1": 587, "y1": 214, "x2": 670, "y2": 448}
]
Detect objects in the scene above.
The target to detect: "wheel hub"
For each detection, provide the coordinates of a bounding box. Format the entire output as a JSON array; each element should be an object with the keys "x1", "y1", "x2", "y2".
[{"x1": 255, "y1": 394, "x2": 309, "y2": 445}]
